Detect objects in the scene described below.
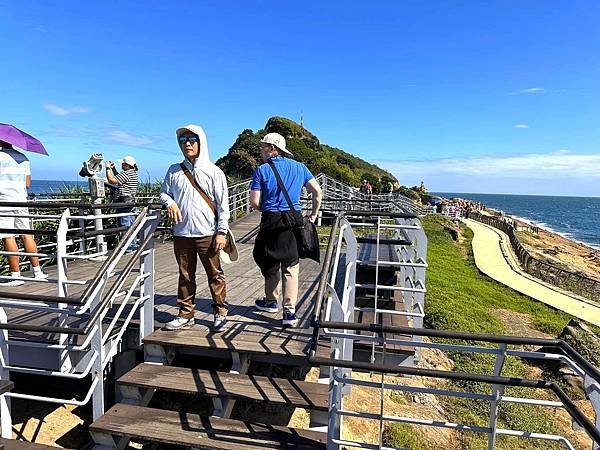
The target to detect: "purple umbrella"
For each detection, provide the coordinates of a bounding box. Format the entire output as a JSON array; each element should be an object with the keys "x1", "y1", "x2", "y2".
[{"x1": 0, "y1": 123, "x2": 48, "y2": 156}]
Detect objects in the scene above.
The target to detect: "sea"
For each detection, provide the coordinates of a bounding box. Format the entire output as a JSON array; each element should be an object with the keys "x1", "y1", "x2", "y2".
[
  {"x1": 29, "y1": 179, "x2": 88, "y2": 194},
  {"x1": 436, "y1": 192, "x2": 600, "y2": 250}
]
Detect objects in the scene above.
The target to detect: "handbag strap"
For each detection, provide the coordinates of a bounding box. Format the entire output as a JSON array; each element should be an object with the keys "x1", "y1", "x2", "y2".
[
  {"x1": 179, "y1": 163, "x2": 217, "y2": 217},
  {"x1": 267, "y1": 160, "x2": 298, "y2": 214}
]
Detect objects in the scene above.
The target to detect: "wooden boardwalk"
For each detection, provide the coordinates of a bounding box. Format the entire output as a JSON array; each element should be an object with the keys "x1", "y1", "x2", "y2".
[{"x1": 2, "y1": 211, "x2": 327, "y2": 360}]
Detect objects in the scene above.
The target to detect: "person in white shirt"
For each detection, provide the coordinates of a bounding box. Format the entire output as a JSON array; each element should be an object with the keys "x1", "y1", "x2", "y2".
[
  {"x1": 159, "y1": 125, "x2": 230, "y2": 332},
  {"x1": 0, "y1": 140, "x2": 48, "y2": 285}
]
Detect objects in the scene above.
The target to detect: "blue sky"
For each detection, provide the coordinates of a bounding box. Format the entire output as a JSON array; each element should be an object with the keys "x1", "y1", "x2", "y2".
[{"x1": 2, "y1": 1, "x2": 599, "y2": 195}]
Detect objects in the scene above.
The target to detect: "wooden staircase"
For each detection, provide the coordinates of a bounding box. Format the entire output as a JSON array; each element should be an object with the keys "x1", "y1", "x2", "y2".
[
  {"x1": 91, "y1": 403, "x2": 325, "y2": 449},
  {"x1": 89, "y1": 325, "x2": 329, "y2": 449}
]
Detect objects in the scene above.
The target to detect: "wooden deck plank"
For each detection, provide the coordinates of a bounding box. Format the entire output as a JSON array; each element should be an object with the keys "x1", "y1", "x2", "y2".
[
  {"x1": 118, "y1": 363, "x2": 328, "y2": 410},
  {"x1": 144, "y1": 323, "x2": 329, "y2": 360},
  {"x1": 90, "y1": 403, "x2": 326, "y2": 449},
  {"x1": 0, "y1": 438, "x2": 72, "y2": 450}
]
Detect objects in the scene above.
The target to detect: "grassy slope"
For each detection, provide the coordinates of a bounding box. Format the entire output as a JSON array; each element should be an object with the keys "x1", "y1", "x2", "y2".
[
  {"x1": 387, "y1": 215, "x2": 575, "y2": 450},
  {"x1": 424, "y1": 215, "x2": 571, "y2": 336}
]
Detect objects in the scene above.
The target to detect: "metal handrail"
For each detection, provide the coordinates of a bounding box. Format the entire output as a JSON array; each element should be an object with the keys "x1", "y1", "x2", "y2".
[
  {"x1": 0, "y1": 200, "x2": 162, "y2": 209},
  {"x1": 0, "y1": 208, "x2": 159, "y2": 333},
  {"x1": 311, "y1": 351, "x2": 600, "y2": 445},
  {"x1": 305, "y1": 192, "x2": 600, "y2": 448}
]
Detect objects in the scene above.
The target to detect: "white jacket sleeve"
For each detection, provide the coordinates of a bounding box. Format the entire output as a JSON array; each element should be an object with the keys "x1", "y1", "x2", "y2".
[
  {"x1": 159, "y1": 169, "x2": 176, "y2": 208},
  {"x1": 214, "y1": 169, "x2": 230, "y2": 234}
]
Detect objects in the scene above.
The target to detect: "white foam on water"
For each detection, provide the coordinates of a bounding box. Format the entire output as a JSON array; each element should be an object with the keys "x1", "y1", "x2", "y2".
[{"x1": 504, "y1": 214, "x2": 600, "y2": 250}]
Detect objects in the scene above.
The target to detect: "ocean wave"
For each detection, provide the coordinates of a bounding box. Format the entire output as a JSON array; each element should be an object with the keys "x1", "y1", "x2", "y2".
[{"x1": 505, "y1": 214, "x2": 600, "y2": 249}]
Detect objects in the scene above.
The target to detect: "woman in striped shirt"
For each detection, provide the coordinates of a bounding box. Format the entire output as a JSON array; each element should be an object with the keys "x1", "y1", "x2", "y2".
[{"x1": 106, "y1": 155, "x2": 139, "y2": 253}]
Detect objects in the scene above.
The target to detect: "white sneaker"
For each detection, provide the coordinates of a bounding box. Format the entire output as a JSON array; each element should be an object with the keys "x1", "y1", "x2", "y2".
[
  {"x1": 212, "y1": 314, "x2": 227, "y2": 332},
  {"x1": 33, "y1": 270, "x2": 49, "y2": 280},
  {"x1": 164, "y1": 316, "x2": 194, "y2": 331},
  {"x1": 2, "y1": 277, "x2": 24, "y2": 287}
]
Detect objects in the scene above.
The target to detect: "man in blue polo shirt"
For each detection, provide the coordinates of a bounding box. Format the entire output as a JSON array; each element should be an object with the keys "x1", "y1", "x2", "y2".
[{"x1": 250, "y1": 133, "x2": 322, "y2": 327}]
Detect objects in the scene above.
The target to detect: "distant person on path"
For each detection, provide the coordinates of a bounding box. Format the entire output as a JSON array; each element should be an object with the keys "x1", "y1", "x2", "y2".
[
  {"x1": 386, "y1": 180, "x2": 394, "y2": 195},
  {"x1": 250, "y1": 133, "x2": 322, "y2": 327},
  {"x1": 365, "y1": 180, "x2": 373, "y2": 209},
  {"x1": 106, "y1": 155, "x2": 139, "y2": 253},
  {"x1": 159, "y1": 124, "x2": 231, "y2": 332},
  {"x1": 359, "y1": 179, "x2": 368, "y2": 195},
  {"x1": 0, "y1": 140, "x2": 48, "y2": 285}
]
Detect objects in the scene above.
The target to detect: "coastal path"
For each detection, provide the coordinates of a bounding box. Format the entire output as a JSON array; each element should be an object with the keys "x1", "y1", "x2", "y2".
[{"x1": 464, "y1": 218, "x2": 600, "y2": 327}]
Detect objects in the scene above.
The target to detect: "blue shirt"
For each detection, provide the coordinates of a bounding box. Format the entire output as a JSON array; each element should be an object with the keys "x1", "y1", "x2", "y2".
[{"x1": 250, "y1": 156, "x2": 314, "y2": 212}]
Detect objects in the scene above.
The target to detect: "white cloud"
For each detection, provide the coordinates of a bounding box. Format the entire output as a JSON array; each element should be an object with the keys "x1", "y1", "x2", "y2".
[
  {"x1": 507, "y1": 87, "x2": 546, "y2": 95},
  {"x1": 107, "y1": 130, "x2": 153, "y2": 147},
  {"x1": 377, "y1": 150, "x2": 600, "y2": 180},
  {"x1": 515, "y1": 124, "x2": 529, "y2": 129},
  {"x1": 518, "y1": 87, "x2": 545, "y2": 94},
  {"x1": 44, "y1": 103, "x2": 92, "y2": 116}
]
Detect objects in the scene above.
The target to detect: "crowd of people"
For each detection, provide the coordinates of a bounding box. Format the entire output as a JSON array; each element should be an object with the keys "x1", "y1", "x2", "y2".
[
  {"x1": 0, "y1": 125, "x2": 323, "y2": 333},
  {"x1": 426, "y1": 197, "x2": 485, "y2": 219}
]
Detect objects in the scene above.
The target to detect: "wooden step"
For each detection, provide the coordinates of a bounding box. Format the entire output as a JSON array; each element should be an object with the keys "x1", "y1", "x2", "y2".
[
  {"x1": 90, "y1": 403, "x2": 326, "y2": 449},
  {"x1": 118, "y1": 363, "x2": 329, "y2": 411},
  {"x1": 143, "y1": 324, "x2": 330, "y2": 363},
  {"x1": 0, "y1": 438, "x2": 73, "y2": 450},
  {"x1": 352, "y1": 290, "x2": 415, "y2": 363}
]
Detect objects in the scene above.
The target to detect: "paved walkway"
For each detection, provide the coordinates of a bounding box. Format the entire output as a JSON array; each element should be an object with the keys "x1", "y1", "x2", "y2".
[{"x1": 463, "y1": 218, "x2": 600, "y2": 327}]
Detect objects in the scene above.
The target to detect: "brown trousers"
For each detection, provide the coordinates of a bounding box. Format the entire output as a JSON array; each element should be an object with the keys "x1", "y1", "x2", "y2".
[
  {"x1": 264, "y1": 262, "x2": 299, "y2": 313},
  {"x1": 173, "y1": 236, "x2": 227, "y2": 318}
]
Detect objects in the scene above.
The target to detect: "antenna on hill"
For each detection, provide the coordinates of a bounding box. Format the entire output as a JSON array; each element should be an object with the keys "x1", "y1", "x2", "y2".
[{"x1": 300, "y1": 111, "x2": 304, "y2": 129}]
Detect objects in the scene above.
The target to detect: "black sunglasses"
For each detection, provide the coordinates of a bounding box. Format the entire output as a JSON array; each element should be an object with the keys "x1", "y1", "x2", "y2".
[{"x1": 178, "y1": 135, "x2": 199, "y2": 144}]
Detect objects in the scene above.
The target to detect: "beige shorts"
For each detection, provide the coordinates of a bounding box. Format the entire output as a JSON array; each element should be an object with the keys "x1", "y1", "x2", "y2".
[{"x1": 0, "y1": 208, "x2": 32, "y2": 238}]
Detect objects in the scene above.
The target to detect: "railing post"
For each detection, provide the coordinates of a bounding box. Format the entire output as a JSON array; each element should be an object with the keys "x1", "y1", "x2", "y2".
[
  {"x1": 232, "y1": 185, "x2": 238, "y2": 222},
  {"x1": 584, "y1": 375, "x2": 600, "y2": 450},
  {"x1": 138, "y1": 209, "x2": 157, "y2": 344},
  {"x1": 327, "y1": 367, "x2": 342, "y2": 450},
  {"x1": 78, "y1": 195, "x2": 86, "y2": 256},
  {"x1": 412, "y1": 218, "x2": 427, "y2": 363},
  {"x1": 56, "y1": 209, "x2": 72, "y2": 372},
  {"x1": 90, "y1": 286, "x2": 105, "y2": 421},
  {"x1": 0, "y1": 306, "x2": 11, "y2": 438},
  {"x1": 488, "y1": 343, "x2": 507, "y2": 450}
]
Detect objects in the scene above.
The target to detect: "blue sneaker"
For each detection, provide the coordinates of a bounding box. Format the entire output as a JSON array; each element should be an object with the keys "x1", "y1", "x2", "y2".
[
  {"x1": 255, "y1": 299, "x2": 278, "y2": 313},
  {"x1": 282, "y1": 310, "x2": 298, "y2": 327}
]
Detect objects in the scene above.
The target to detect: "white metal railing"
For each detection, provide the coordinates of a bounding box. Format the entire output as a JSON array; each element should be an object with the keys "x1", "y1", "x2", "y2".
[
  {"x1": 315, "y1": 174, "x2": 419, "y2": 215},
  {"x1": 0, "y1": 201, "x2": 161, "y2": 437},
  {"x1": 0, "y1": 176, "x2": 253, "y2": 434},
  {"x1": 323, "y1": 334, "x2": 600, "y2": 450},
  {"x1": 6, "y1": 179, "x2": 253, "y2": 274},
  {"x1": 309, "y1": 194, "x2": 600, "y2": 449}
]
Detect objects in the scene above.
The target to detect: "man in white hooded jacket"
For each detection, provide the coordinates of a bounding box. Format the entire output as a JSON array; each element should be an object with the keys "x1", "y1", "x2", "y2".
[{"x1": 159, "y1": 124, "x2": 230, "y2": 332}]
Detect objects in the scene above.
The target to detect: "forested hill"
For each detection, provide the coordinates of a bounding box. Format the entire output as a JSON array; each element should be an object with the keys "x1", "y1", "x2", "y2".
[{"x1": 216, "y1": 117, "x2": 398, "y2": 187}]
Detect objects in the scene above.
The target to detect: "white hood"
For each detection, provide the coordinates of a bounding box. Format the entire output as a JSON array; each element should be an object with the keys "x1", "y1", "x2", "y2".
[{"x1": 176, "y1": 123, "x2": 215, "y2": 173}]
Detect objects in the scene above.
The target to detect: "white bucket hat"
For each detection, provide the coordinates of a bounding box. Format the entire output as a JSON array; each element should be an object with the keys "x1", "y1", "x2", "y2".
[
  {"x1": 118, "y1": 155, "x2": 137, "y2": 166},
  {"x1": 219, "y1": 230, "x2": 239, "y2": 264},
  {"x1": 261, "y1": 133, "x2": 293, "y2": 156}
]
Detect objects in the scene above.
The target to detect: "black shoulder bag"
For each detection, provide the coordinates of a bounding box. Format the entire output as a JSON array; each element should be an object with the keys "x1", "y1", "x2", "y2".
[{"x1": 267, "y1": 160, "x2": 320, "y2": 263}]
